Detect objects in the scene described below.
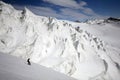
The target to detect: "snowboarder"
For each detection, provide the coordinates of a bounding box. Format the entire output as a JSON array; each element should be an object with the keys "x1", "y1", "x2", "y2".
[
  {"x1": 76, "y1": 26, "x2": 80, "y2": 31},
  {"x1": 27, "y1": 58, "x2": 31, "y2": 65}
]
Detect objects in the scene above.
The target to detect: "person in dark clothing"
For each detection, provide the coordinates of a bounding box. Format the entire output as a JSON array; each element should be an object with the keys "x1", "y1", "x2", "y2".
[
  {"x1": 76, "y1": 26, "x2": 80, "y2": 31},
  {"x1": 27, "y1": 58, "x2": 31, "y2": 65}
]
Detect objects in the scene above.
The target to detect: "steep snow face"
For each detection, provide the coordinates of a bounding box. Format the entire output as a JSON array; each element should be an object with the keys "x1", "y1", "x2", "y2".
[
  {"x1": 0, "y1": 53, "x2": 76, "y2": 80},
  {"x1": 0, "y1": 1, "x2": 120, "y2": 80}
]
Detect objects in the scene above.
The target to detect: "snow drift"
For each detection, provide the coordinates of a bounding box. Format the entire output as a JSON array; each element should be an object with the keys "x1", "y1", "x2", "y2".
[{"x1": 0, "y1": 1, "x2": 120, "y2": 80}]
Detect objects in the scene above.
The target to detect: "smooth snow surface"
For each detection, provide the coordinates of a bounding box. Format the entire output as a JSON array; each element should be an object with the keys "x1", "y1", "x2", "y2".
[
  {"x1": 0, "y1": 1, "x2": 120, "y2": 80},
  {"x1": 0, "y1": 53, "x2": 75, "y2": 80}
]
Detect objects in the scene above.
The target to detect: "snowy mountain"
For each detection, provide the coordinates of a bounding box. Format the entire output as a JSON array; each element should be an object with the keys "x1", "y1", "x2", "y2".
[{"x1": 0, "y1": 1, "x2": 120, "y2": 80}]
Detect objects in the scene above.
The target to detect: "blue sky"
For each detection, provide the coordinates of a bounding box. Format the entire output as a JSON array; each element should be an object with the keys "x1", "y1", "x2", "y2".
[{"x1": 2, "y1": 0, "x2": 120, "y2": 21}]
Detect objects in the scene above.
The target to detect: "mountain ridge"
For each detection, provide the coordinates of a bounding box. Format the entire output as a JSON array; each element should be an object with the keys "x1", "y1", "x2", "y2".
[{"x1": 0, "y1": 1, "x2": 120, "y2": 80}]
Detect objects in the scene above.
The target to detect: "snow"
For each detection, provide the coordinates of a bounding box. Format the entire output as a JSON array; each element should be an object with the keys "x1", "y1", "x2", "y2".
[
  {"x1": 0, "y1": 1, "x2": 120, "y2": 80},
  {"x1": 0, "y1": 52, "x2": 75, "y2": 80},
  {"x1": 74, "y1": 21, "x2": 120, "y2": 48}
]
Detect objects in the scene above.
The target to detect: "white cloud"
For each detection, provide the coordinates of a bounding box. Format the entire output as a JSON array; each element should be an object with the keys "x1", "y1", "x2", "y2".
[
  {"x1": 27, "y1": 6, "x2": 64, "y2": 18},
  {"x1": 29, "y1": 6, "x2": 56, "y2": 14},
  {"x1": 43, "y1": 0, "x2": 82, "y2": 9},
  {"x1": 79, "y1": 1, "x2": 87, "y2": 7},
  {"x1": 42, "y1": 0, "x2": 99, "y2": 17},
  {"x1": 60, "y1": 8, "x2": 89, "y2": 20},
  {"x1": 82, "y1": 7, "x2": 96, "y2": 15}
]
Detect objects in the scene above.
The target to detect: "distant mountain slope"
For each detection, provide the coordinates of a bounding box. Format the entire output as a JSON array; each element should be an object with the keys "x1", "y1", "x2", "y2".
[
  {"x1": 0, "y1": 1, "x2": 120, "y2": 80},
  {"x1": 75, "y1": 18, "x2": 120, "y2": 48},
  {"x1": 0, "y1": 53, "x2": 75, "y2": 80}
]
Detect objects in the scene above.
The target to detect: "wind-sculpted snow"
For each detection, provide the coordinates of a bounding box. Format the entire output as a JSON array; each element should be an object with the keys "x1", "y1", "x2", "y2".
[{"x1": 0, "y1": 1, "x2": 120, "y2": 80}]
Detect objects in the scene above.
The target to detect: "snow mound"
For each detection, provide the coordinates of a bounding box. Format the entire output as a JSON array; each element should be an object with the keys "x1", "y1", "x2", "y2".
[{"x1": 0, "y1": 1, "x2": 120, "y2": 80}]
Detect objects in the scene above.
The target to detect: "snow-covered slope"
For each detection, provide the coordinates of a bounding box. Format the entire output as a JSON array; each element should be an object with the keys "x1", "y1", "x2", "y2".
[
  {"x1": 0, "y1": 1, "x2": 120, "y2": 80},
  {"x1": 0, "y1": 52, "x2": 75, "y2": 80},
  {"x1": 77, "y1": 19, "x2": 120, "y2": 49}
]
